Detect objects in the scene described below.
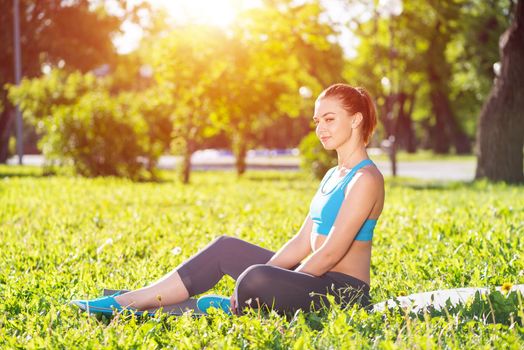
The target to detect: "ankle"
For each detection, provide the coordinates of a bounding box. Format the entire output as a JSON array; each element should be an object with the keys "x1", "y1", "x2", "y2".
[{"x1": 114, "y1": 294, "x2": 125, "y2": 305}]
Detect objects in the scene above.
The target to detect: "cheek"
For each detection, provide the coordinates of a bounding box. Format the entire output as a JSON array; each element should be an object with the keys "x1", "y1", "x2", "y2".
[
  {"x1": 333, "y1": 124, "x2": 352, "y2": 141},
  {"x1": 328, "y1": 121, "x2": 343, "y2": 135}
]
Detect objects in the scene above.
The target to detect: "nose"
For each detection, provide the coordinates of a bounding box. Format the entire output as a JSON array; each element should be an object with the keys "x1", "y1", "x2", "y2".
[{"x1": 316, "y1": 121, "x2": 327, "y2": 134}]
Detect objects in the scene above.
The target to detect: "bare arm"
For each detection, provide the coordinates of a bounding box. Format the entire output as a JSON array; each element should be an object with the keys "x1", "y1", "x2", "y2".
[
  {"x1": 295, "y1": 171, "x2": 380, "y2": 276},
  {"x1": 266, "y1": 215, "x2": 313, "y2": 269}
]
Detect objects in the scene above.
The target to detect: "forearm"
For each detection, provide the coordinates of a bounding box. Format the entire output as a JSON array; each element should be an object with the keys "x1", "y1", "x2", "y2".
[
  {"x1": 294, "y1": 249, "x2": 338, "y2": 276},
  {"x1": 267, "y1": 236, "x2": 310, "y2": 269}
]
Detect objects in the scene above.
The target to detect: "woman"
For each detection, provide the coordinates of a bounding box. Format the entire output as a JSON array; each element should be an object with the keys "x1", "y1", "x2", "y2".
[{"x1": 72, "y1": 83, "x2": 384, "y2": 316}]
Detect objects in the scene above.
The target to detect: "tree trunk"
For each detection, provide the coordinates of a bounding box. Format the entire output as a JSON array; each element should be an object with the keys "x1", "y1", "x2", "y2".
[
  {"x1": 426, "y1": 21, "x2": 472, "y2": 155},
  {"x1": 476, "y1": 0, "x2": 524, "y2": 183},
  {"x1": 428, "y1": 90, "x2": 451, "y2": 154},
  {"x1": 428, "y1": 88, "x2": 472, "y2": 154},
  {"x1": 181, "y1": 138, "x2": 194, "y2": 184},
  {"x1": 380, "y1": 94, "x2": 395, "y2": 136},
  {"x1": 0, "y1": 81, "x2": 14, "y2": 162},
  {"x1": 233, "y1": 135, "x2": 247, "y2": 176},
  {"x1": 0, "y1": 108, "x2": 13, "y2": 163},
  {"x1": 380, "y1": 94, "x2": 397, "y2": 176},
  {"x1": 394, "y1": 93, "x2": 417, "y2": 153}
]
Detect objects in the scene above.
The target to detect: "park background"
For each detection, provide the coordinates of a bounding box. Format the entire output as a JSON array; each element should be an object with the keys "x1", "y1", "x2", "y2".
[{"x1": 1, "y1": 0, "x2": 523, "y2": 348}]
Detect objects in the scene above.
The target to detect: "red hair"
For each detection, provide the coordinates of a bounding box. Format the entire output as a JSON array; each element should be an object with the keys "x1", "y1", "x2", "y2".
[{"x1": 317, "y1": 83, "x2": 378, "y2": 145}]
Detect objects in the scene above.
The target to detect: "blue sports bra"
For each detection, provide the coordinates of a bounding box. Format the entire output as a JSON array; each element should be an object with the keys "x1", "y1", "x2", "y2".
[{"x1": 309, "y1": 159, "x2": 377, "y2": 241}]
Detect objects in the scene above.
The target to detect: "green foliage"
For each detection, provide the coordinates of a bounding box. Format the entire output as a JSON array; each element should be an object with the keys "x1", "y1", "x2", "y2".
[
  {"x1": 0, "y1": 0, "x2": 139, "y2": 76},
  {"x1": 0, "y1": 170, "x2": 523, "y2": 348},
  {"x1": 219, "y1": 1, "x2": 344, "y2": 174},
  {"x1": 447, "y1": 0, "x2": 511, "y2": 137},
  {"x1": 41, "y1": 91, "x2": 146, "y2": 178},
  {"x1": 123, "y1": 89, "x2": 173, "y2": 174},
  {"x1": 7, "y1": 70, "x2": 171, "y2": 180},
  {"x1": 421, "y1": 289, "x2": 524, "y2": 326},
  {"x1": 139, "y1": 0, "x2": 345, "y2": 179},
  {"x1": 0, "y1": 0, "x2": 146, "y2": 161},
  {"x1": 7, "y1": 70, "x2": 98, "y2": 126},
  {"x1": 344, "y1": 0, "x2": 511, "y2": 152},
  {"x1": 299, "y1": 131, "x2": 337, "y2": 179},
  {"x1": 148, "y1": 24, "x2": 229, "y2": 182}
]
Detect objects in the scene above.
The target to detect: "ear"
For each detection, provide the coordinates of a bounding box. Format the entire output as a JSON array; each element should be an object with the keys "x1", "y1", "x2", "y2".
[{"x1": 351, "y1": 112, "x2": 363, "y2": 129}]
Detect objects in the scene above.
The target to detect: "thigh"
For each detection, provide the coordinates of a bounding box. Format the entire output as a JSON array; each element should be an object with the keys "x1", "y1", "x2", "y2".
[
  {"x1": 178, "y1": 235, "x2": 276, "y2": 280},
  {"x1": 235, "y1": 264, "x2": 342, "y2": 314},
  {"x1": 217, "y1": 236, "x2": 276, "y2": 279}
]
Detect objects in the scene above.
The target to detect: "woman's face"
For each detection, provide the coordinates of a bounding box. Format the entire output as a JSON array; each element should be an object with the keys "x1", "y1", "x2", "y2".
[{"x1": 313, "y1": 97, "x2": 354, "y2": 151}]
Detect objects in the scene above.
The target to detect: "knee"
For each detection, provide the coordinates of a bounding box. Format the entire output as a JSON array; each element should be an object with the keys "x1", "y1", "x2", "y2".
[
  {"x1": 235, "y1": 265, "x2": 277, "y2": 312},
  {"x1": 236, "y1": 264, "x2": 273, "y2": 296},
  {"x1": 212, "y1": 235, "x2": 237, "y2": 251},
  {"x1": 216, "y1": 234, "x2": 245, "y2": 244},
  {"x1": 215, "y1": 234, "x2": 231, "y2": 242}
]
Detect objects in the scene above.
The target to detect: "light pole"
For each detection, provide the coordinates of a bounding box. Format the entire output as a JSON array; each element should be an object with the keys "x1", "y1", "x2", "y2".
[{"x1": 13, "y1": 0, "x2": 23, "y2": 165}]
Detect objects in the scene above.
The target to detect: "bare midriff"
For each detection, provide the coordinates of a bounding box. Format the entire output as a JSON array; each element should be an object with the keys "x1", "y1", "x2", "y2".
[{"x1": 310, "y1": 233, "x2": 371, "y2": 284}]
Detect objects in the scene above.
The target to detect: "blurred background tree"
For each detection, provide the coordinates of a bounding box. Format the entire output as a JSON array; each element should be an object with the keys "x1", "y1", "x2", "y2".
[
  {"x1": 475, "y1": 0, "x2": 524, "y2": 183},
  {"x1": 220, "y1": 0, "x2": 344, "y2": 176},
  {"x1": 341, "y1": 0, "x2": 511, "y2": 155},
  {"x1": 8, "y1": 70, "x2": 171, "y2": 179},
  {"x1": 3, "y1": 0, "x2": 522, "y2": 183},
  {"x1": 148, "y1": 24, "x2": 230, "y2": 183},
  {"x1": 0, "y1": 0, "x2": 148, "y2": 163}
]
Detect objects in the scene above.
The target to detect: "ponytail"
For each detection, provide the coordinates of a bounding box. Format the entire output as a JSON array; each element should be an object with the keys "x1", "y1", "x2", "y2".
[{"x1": 356, "y1": 87, "x2": 378, "y2": 145}]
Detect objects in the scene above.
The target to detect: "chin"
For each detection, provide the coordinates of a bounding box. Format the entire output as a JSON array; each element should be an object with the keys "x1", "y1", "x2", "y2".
[{"x1": 321, "y1": 143, "x2": 336, "y2": 151}]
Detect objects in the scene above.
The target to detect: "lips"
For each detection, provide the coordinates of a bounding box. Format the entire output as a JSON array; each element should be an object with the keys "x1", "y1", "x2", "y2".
[{"x1": 320, "y1": 136, "x2": 331, "y2": 142}]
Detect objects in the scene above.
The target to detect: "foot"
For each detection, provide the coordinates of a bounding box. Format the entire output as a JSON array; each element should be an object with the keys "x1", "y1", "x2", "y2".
[
  {"x1": 196, "y1": 294, "x2": 232, "y2": 315},
  {"x1": 70, "y1": 293, "x2": 127, "y2": 316}
]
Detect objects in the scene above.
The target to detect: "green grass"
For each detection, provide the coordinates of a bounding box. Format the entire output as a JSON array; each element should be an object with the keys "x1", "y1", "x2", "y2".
[{"x1": 1, "y1": 166, "x2": 523, "y2": 348}]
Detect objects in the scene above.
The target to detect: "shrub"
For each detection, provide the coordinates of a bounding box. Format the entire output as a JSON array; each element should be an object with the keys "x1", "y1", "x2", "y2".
[
  {"x1": 8, "y1": 70, "x2": 172, "y2": 180},
  {"x1": 298, "y1": 131, "x2": 336, "y2": 179},
  {"x1": 43, "y1": 92, "x2": 146, "y2": 178}
]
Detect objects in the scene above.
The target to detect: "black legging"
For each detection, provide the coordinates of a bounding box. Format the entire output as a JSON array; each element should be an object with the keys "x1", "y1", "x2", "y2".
[{"x1": 176, "y1": 235, "x2": 371, "y2": 314}]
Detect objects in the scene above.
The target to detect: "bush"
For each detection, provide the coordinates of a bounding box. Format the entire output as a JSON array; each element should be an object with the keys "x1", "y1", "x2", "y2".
[
  {"x1": 8, "y1": 70, "x2": 172, "y2": 180},
  {"x1": 43, "y1": 92, "x2": 147, "y2": 178},
  {"x1": 298, "y1": 131, "x2": 336, "y2": 179}
]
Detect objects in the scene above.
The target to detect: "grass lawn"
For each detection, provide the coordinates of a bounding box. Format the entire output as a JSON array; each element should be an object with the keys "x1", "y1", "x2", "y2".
[{"x1": 1, "y1": 166, "x2": 523, "y2": 348}]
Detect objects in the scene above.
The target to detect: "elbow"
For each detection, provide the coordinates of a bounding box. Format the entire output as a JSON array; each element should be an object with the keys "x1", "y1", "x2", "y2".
[{"x1": 319, "y1": 250, "x2": 341, "y2": 270}]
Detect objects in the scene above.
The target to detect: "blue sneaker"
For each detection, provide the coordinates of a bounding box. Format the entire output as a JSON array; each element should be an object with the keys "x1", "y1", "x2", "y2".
[
  {"x1": 70, "y1": 292, "x2": 125, "y2": 316},
  {"x1": 197, "y1": 294, "x2": 232, "y2": 315}
]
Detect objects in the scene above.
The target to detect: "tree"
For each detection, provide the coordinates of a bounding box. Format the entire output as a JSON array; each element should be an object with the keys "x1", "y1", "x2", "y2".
[
  {"x1": 448, "y1": 0, "x2": 510, "y2": 142},
  {"x1": 475, "y1": 0, "x2": 524, "y2": 183},
  {"x1": 8, "y1": 69, "x2": 171, "y2": 179},
  {"x1": 149, "y1": 25, "x2": 230, "y2": 184},
  {"x1": 222, "y1": 0, "x2": 344, "y2": 175},
  {"x1": 343, "y1": 0, "x2": 503, "y2": 155},
  {"x1": 0, "y1": 0, "x2": 145, "y2": 162}
]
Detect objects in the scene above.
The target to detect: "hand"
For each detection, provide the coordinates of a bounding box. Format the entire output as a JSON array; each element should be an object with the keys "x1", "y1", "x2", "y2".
[{"x1": 230, "y1": 294, "x2": 237, "y2": 315}]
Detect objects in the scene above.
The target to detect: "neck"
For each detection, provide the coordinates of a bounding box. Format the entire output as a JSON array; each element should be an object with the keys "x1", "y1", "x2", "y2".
[{"x1": 336, "y1": 138, "x2": 368, "y2": 169}]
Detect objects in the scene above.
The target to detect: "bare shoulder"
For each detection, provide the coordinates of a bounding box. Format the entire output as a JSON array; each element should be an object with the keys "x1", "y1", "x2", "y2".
[
  {"x1": 363, "y1": 164, "x2": 384, "y2": 186},
  {"x1": 346, "y1": 164, "x2": 384, "y2": 196}
]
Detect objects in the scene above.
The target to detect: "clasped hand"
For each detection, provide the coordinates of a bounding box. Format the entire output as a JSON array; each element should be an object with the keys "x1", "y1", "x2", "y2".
[{"x1": 230, "y1": 294, "x2": 237, "y2": 315}]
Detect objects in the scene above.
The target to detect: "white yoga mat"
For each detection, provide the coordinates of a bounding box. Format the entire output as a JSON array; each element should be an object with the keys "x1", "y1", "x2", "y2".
[{"x1": 372, "y1": 284, "x2": 524, "y2": 313}]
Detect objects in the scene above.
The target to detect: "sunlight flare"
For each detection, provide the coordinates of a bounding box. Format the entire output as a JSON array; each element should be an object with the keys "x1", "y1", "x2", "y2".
[{"x1": 151, "y1": 0, "x2": 261, "y2": 28}]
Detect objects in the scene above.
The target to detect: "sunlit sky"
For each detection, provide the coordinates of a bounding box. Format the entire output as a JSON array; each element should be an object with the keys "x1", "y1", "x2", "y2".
[{"x1": 110, "y1": 0, "x2": 376, "y2": 58}]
